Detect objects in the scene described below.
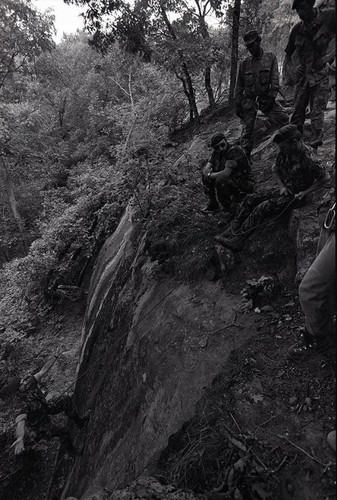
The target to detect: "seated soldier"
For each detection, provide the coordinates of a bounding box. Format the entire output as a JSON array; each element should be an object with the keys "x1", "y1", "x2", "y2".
[
  {"x1": 202, "y1": 132, "x2": 254, "y2": 214},
  {"x1": 0, "y1": 349, "x2": 89, "y2": 455},
  {"x1": 214, "y1": 124, "x2": 329, "y2": 251}
]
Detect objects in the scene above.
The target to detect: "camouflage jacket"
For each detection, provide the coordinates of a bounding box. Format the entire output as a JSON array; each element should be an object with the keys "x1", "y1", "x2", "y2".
[
  {"x1": 274, "y1": 144, "x2": 328, "y2": 194},
  {"x1": 285, "y1": 7, "x2": 336, "y2": 87},
  {"x1": 234, "y1": 50, "x2": 280, "y2": 104},
  {"x1": 16, "y1": 376, "x2": 49, "y2": 428},
  {"x1": 208, "y1": 144, "x2": 250, "y2": 179}
]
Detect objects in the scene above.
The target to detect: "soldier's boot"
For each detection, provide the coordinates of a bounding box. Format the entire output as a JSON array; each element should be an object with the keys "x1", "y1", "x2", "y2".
[
  {"x1": 204, "y1": 191, "x2": 220, "y2": 212},
  {"x1": 214, "y1": 213, "x2": 254, "y2": 250},
  {"x1": 213, "y1": 234, "x2": 245, "y2": 251},
  {"x1": 287, "y1": 329, "x2": 330, "y2": 361}
]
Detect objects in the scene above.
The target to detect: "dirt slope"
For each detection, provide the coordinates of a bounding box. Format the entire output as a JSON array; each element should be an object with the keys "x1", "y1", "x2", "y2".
[{"x1": 0, "y1": 102, "x2": 335, "y2": 500}]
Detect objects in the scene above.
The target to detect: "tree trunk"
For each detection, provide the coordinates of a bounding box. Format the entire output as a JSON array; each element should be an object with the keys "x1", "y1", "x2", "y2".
[
  {"x1": 1, "y1": 158, "x2": 25, "y2": 233},
  {"x1": 229, "y1": 0, "x2": 241, "y2": 102},
  {"x1": 160, "y1": 3, "x2": 199, "y2": 123},
  {"x1": 175, "y1": 71, "x2": 195, "y2": 121},
  {"x1": 204, "y1": 65, "x2": 215, "y2": 107},
  {"x1": 0, "y1": 157, "x2": 28, "y2": 254},
  {"x1": 181, "y1": 63, "x2": 199, "y2": 122},
  {"x1": 199, "y1": 16, "x2": 215, "y2": 107}
]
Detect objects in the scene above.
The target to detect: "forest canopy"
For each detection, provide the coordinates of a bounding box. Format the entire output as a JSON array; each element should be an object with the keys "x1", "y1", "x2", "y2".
[{"x1": 0, "y1": 0, "x2": 296, "y2": 336}]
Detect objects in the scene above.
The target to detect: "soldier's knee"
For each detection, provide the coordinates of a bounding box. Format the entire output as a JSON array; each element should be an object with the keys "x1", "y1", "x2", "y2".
[
  {"x1": 299, "y1": 275, "x2": 312, "y2": 305},
  {"x1": 215, "y1": 176, "x2": 230, "y2": 189}
]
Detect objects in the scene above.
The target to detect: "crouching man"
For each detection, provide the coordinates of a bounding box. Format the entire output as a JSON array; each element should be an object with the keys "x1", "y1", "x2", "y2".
[{"x1": 202, "y1": 132, "x2": 254, "y2": 215}]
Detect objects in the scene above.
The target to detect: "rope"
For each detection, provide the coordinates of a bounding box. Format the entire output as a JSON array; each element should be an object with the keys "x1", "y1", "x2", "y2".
[{"x1": 228, "y1": 197, "x2": 298, "y2": 236}]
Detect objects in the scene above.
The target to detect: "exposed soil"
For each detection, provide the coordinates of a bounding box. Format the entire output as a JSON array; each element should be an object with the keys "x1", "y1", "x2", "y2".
[{"x1": 155, "y1": 288, "x2": 336, "y2": 500}]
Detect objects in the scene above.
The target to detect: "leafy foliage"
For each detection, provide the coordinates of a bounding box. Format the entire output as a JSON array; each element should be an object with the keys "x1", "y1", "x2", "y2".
[
  {"x1": 0, "y1": 0, "x2": 304, "y2": 335},
  {"x1": 0, "y1": 28, "x2": 191, "y2": 333}
]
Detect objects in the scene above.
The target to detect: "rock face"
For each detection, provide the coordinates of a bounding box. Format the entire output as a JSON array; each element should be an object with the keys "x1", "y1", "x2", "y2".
[{"x1": 63, "y1": 203, "x2": 257, "y2": 499}]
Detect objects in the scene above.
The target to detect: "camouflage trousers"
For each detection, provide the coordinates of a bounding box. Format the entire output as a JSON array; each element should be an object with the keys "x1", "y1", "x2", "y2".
[
  {"x1": 290, "y1": 79, "x2": 330, "y2": 145},
  {"x1": 299, "y1": 230, "x2": 335, "y2": 338},
  {"x1": 235, "y1": 191, "x2": 300, "y2": 234},
  {"x1": 241, "y1": 100, "x2": 289, "y2": 156},
  {"x1": 202, "y1": 171, "x2": 254, "y2": 211},
  {"x1": 30, "y1": 395, "x2": 80, "y2": 449}
]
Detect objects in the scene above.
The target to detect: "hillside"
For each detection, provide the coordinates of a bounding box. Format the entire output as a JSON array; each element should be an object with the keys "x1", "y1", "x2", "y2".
[{"x1": 0, "y1": 100, "x2": 335, "y2": 500}]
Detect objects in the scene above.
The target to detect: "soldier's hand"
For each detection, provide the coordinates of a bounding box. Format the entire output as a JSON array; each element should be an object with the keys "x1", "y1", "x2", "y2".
[
  {"x1": 202, "y1": 163, "x2": 212, "y2": 178},
  {"x1": 11, "y1": 438, "x2": 25, "y2": 455},
  {"x1": 295, "y1": 191, "x2": 305, "y2": 200},
  {"x1": 54, "y1": 346, "x2": 64, "y2": 359},
  {"x1": 296, "y1": 65, "x2": 305, "y2": 79},
  {"x1": 313, "y1": 57, "x2": 326, "y2": 71}
]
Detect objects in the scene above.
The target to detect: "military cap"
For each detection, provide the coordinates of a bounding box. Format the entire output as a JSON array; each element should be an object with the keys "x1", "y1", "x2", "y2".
[
  {"x1": 292, "y1": 0, "x2": 315, "y2": 10},
  {"x1": 273, "y1": 124, "x2": 302, "y2": 143},
  {"x1": 243, "y1": 30, "x2": 261, "y2": 46},
  {"x1": 210, "y1": 132, "x2": 227, "y2": 148}
]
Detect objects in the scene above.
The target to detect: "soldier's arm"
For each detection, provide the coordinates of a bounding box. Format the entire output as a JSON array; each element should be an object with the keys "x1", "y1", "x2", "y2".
[
  {"x1": 272, "y1": 163, "x2": 292, "y2": 195},
  {"x1": 210, "y1": 160, "x2": 236, "y2": 179},
  {"x1": 313, "y1": 50, "x2": 336, "y2": 70},
  {"x1": 269, "y1": 55, "x2": 280, "y2": 99},
  {"x1": 234, "y1": 62, "x2": 244, "y2": 105},
  {"x1": 295, "y1": 170, "x2": 330, "y2": 199},
  {"x1": 34, "y1": 348, "x2": 63, "y2": 382},
  {"x1": 11, "y1": 414, "x2": 27, "y2": 455},
  {"x1": 203, "y1": 152, "x2": 215, "y2": 177},
  {"x1": 282, "y1": 26, "x2": 298, "y2": 84}
]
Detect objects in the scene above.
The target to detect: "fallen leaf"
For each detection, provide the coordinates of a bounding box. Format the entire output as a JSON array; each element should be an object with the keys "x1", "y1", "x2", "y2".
[
  {"x1": 261, "y1": 305, "x2": 273, "y2": 312},
  {"x1": 289, "y1": 396, "x2": 298, "y2": 405},
  {"x1": 234, "y1": 458, "x2": 245, "y2": 472},
  {"x1": 251, "y1": 394, "x2": 264, "y2": 403}
]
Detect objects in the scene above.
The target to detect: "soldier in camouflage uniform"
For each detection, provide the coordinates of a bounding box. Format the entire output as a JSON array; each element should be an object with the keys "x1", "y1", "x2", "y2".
[
  {"x1": 214, "y1": 124, "x2": 329, "y2": 251},
  {"x1": 0, "y1": 351, "x2": 89, "y2": 455},
  {"x1": 202, "y1": 132, "x2": 254, "y2": 213},
  {"x1": 235, "y1": 30, "x2": 289, "y2": 160},
  {"x1": 283, "y1": 0, "x2": 335, "y2": 148}
]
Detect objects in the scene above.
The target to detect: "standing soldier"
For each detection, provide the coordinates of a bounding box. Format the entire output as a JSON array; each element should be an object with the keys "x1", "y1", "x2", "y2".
[
  {"x1": 283, "y1": 0, "x2": 335, "y2": 149},
  {"x1": 234, "y1": 30, "x2": 289, "y2": 161}
]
